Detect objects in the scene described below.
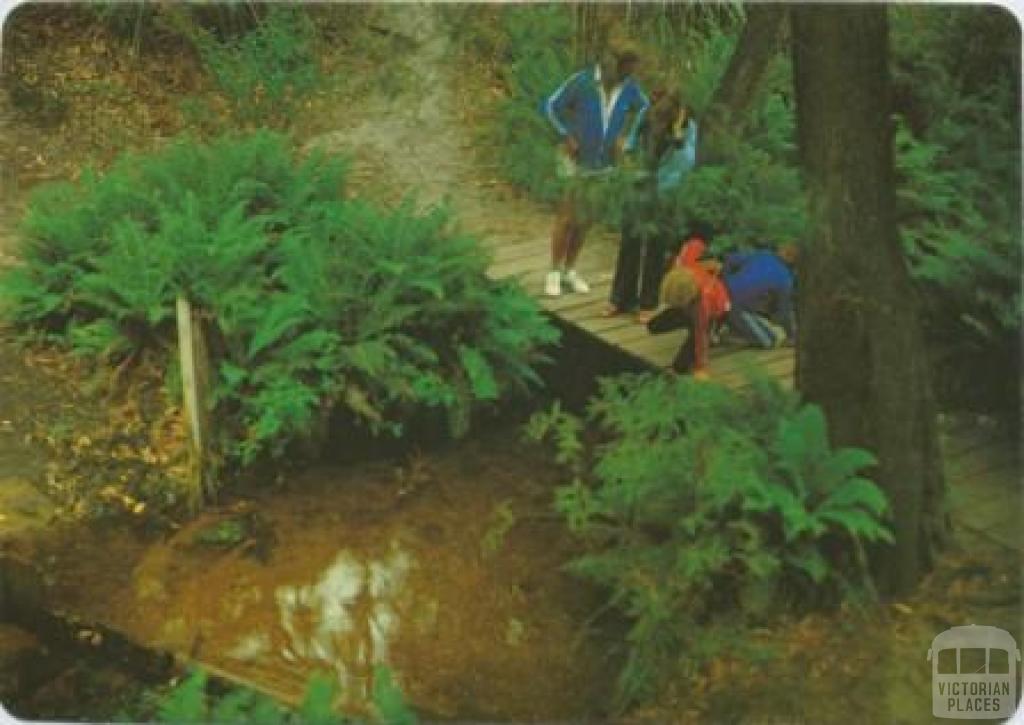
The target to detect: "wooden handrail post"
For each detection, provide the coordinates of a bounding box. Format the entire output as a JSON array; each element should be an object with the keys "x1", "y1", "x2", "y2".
[{"x1": 176, "y1": 295, "x2": 212, "y2": 508}]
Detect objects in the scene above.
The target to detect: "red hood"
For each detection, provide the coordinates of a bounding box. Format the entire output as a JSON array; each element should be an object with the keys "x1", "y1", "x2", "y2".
[{"x1": 679, "y1": 237, "x2": 707, "y2": 266}]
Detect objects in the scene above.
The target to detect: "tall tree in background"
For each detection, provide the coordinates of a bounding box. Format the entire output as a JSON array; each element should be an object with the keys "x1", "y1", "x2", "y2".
[
  {"x1": 790, "y1": 5, "x2": 946, "y2": 596},
  {"x1": 699, "y1": 4, "x2": 786, "y2": 161}
]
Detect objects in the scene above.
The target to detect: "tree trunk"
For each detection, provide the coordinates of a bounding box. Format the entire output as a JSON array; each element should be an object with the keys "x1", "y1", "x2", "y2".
[
  {"x1": 790, "y1": 5, "x2": 946, "y2": 597},
  {"x1": 699, "y1": 4, "x2": 787, "y2": 161}
]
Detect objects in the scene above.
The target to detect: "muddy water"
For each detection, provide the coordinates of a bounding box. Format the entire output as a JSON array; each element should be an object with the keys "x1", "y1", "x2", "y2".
[{"x1": 39, "y1": 429, "x2": 620, "y2": 720}]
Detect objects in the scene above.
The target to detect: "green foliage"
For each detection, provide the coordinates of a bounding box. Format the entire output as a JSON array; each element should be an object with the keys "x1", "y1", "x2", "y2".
[
  {"x1": 80, "y1": 3, "x2": 316, "y2": 131},
  {"x1": 371, "y1": 664, "x2": 418, "y2": 725},
  {"x1": 491, "y1": 5, "x2": 575, "y2": 203},
  {"x1": 657, "y1": 27, "x2": 735, "y2": 116},
  {"x1": 157, "y1": 668, "x2": 211, "y2": 723},
  {"x1": 527, "y1": 374, "x2": 891, "y2": 707},
  {"x1": 0, "y1": 132, "x2": 558, "y2": 489},
  {"x1": 153, "y1": 667, "x2": 416, "y2": 724},
  {"x1": 890, "y1": 6, "x2": 1021, "y2": 418},
  {"x1": 193, "y1": 5, "x2": 321, "y2": 128},
  {"x1": 192, "y1": 518, "x2": 248, "y2": 548},
  {"x1": 663, "y1": 33, "x2": 806, "y2": 249},
  {"x1": 894, "y1": 119, "x2": 1020, "y2": 345},
  {"x1": 297, "y1": 674, "x2": 341, "y2": 725}
]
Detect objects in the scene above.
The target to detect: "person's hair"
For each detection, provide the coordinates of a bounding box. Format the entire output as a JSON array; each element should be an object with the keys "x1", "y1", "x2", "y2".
[
  {"x1": 616, "y1": 48, "x2": 639, "y2": 69},
  {"x1": 660, "y1": 266, "x2": 700, "y2": 309},
  {"x1": 607, "y1": 35, "x2": 640, "y2": 75},
  {"x1": 688, "y1": 221, "x2": 715, "y2": 242},
  {"x1": 777, "y1": 243, "x2": 799, "y2": 265},
  {"x1": 679, "y1": 102, "x2": 693, "y2": 127},
  {"x1": 650, "y1": 90, "x2": 689, "y2": 158}
]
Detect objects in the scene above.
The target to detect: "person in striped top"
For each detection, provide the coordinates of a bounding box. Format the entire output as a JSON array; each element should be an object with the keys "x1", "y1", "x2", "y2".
[{"x1": 541, "y1": 39, "x2": 650, "y2": 297}]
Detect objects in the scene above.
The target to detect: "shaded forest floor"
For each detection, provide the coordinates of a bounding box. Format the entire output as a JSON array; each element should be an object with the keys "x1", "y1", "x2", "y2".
[{"x1": 0, "y1": 5, "x2": 1020, "y2": 723}]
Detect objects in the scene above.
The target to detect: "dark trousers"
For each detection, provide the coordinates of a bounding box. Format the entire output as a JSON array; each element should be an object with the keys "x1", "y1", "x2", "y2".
[
  {"x1": 647, "y1": 304, "x2": 697, "y2": 373},
  {"x1": 610, "y1": 196, "x2": 670, "y2": 312}
]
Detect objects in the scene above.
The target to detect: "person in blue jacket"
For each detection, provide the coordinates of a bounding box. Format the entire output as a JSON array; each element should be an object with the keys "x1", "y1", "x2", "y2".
[
  {"x1": 541, "y1": 40, "x2": 649, "y2": 297},
  {"x1": 605, "y1": 90, "x2": 698, "y2": 321},
  {"x1": 721, "y1": 244, "x2": 798, "y2": 348}
]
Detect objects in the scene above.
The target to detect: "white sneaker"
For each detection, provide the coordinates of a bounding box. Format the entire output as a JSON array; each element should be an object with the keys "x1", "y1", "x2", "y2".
[
  {"x1": 563, "y1": 269, "x2": 590, "y2": 294},
  {"x1": 544, "y1": 270, "x2": 562, "y2": 297}
]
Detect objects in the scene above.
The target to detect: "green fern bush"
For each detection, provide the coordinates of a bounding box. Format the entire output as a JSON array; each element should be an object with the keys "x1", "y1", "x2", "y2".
[
  {"x1": 0, "y1": 132, "x2": 558, "y2": 478},
  {"x1": 526, "y1": 374, "x2": 891, "y2": 707}
]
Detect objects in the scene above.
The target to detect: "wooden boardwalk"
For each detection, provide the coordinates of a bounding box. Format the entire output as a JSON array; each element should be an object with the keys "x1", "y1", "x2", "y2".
[{"x1": 480, "y1": 225, "x2": 795, "y2": 388}]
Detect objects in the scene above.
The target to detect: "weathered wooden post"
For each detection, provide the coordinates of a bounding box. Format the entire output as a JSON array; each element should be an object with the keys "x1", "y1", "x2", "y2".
[{"x1": 175, "y1": 295, "x2": 213, "y2": 508}]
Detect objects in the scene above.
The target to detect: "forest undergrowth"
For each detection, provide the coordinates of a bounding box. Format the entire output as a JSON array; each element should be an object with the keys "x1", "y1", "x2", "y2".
[{"x1": 0, "y1": 4, "x2": 1019, "y2": 723}]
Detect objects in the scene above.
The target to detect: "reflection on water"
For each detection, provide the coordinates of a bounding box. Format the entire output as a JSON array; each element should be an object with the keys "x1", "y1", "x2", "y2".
[
  {"x1": 229, "y1": 544, "x2": 413, "y2": 699},
  {"x1": 276, "y1": 544, "x2": 412, "y2": 695}
]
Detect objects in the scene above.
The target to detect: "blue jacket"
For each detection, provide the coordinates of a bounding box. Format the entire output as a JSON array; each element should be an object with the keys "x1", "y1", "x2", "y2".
[
  {"x1": 723, "y1": 250, "x2": 796, "y2": 337},
  {"x1": 542, "y1": 66, "x2": 650, "y2": 171}
]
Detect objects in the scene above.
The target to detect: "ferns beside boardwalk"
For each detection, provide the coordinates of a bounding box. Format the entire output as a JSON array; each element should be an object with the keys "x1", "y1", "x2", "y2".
[
  {"x1": 527, "y1": 374, "x2": 892, "y2": 707},
  {"x1": 0, "y1": 132, "x2": 559, "y2": 485}
]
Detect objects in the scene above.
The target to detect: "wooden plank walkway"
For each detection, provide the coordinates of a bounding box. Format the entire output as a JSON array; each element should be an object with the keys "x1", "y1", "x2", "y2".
[{"x1": 479, "y1": 225, "x2": 795, "y2": 385}]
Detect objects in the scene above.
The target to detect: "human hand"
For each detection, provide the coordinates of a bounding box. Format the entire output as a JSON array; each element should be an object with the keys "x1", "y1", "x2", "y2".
[
  {"x1": 614, "y1": 136, "x2": 626, "y2": 159},
  {"x1": 673, "y1": 109, "x2": 688, "y2": 137},
  {"x1": 564, "y1": 136, "x2": 579, "y2": 159}
]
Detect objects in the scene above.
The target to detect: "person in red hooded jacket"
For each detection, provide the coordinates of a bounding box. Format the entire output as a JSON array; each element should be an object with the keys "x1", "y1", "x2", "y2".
[{"x1": 646, "y1": 233, "x2": 730, "y2": 376}]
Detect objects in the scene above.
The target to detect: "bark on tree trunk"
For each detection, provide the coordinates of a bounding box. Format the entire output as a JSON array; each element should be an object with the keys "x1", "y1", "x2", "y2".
[
  {"x1": 790, "y1": 4, "x2": 946, "y2": 597},
  {"x1": 699, "y1": 4, "x2": 787, "y2": 161}
]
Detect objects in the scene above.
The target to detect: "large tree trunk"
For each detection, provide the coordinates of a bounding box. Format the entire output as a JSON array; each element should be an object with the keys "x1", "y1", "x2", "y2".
[
  {"x1": 699, "y1": 4, "x2": 787, "y2": 161},
  {"x1": 790, "y1": 5, "x2": 946, "y2": 597}
]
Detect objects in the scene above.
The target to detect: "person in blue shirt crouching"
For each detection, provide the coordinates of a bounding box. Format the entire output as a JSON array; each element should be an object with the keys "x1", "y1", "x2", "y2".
[
  {"x1": 721, "y1": 244, "x2": 798, "y2": 348},
  {"x1": 541, "y1": 39, "x2": 650, "y2": 297}
]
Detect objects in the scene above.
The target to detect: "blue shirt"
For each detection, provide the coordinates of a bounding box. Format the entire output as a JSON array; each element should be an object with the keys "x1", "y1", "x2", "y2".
[
  {"x1": 542, "y1": 66, "x2": 650, "y2": 171},
  {"x1": 723, "y1": 250, "x2": 796, "y2": 337}
]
